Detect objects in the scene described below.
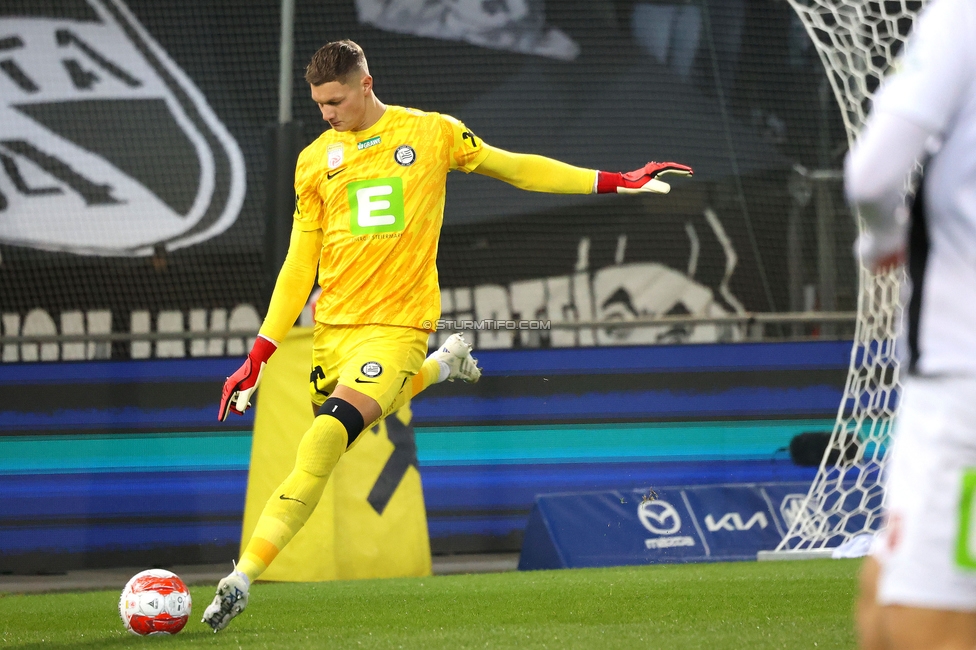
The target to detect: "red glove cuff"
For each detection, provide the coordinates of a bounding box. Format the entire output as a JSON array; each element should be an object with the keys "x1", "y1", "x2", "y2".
[
  {"x1": 249, "y1": 335, "x2": 278, "y2": 365},
  {"x1": 596, "y1": 171, "x2": 625, "y2": 194}
]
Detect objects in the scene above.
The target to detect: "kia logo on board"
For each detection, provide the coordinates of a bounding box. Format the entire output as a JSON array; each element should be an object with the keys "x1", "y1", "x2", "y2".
[
  {"x1": 637, "y1": 500, "x2": 681, "y2": 535},
  {"x1": 0, "y1": 0, "x2": 245, "y2": 256}
]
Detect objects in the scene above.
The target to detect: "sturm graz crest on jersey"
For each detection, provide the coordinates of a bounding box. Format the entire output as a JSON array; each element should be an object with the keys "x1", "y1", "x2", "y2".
[{"x1": 0, "y1": 0, "x2": 245, "y2": 256}]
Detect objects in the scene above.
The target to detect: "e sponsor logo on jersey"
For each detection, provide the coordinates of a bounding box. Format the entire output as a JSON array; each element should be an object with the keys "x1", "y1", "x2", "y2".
[
  {"x1": 347, "y1": 177, "x2": 405, "y2": 235},
  {"x1": 0, "y1": 0, "x2": 245, "y2": 256},
  {"x1": 394, "y1": 145, "x2": 415, "y2": 166},
  {"x1": 327, "y1": 143, "x2": 344, "y2": 169},
  {"x1": 357, "y1": 136, "x2": 381, "y2": 151}
]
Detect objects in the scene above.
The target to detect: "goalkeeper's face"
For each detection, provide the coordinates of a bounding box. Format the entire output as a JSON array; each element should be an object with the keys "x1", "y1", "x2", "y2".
[{"x1": 310, "y1": 73, "x2": 370, "y2": 132}]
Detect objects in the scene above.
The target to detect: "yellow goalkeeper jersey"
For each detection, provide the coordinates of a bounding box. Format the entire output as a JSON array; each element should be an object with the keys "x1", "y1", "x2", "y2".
[{"x1": 293, "y1": 105, "x2": 488, "y2": 330}]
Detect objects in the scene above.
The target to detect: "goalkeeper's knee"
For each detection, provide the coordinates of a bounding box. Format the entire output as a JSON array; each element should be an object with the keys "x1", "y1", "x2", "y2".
[
  {"x1": 295, "y1": 398, "x2": 364, "y2": 476},
  {"x1": 319, "y1": 396, "x2": 366, "y2": 447}
]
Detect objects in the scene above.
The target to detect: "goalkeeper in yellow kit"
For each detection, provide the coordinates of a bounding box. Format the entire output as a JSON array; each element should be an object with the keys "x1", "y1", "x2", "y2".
[{"x1": 203, "y1": 39, "x2": 692, "y2": 631}]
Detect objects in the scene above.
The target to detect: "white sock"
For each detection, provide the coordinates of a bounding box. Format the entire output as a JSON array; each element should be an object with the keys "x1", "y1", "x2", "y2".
[
  {"x1": 231, "y1": 561, "x2": 250, "y2": 587},
  {"x1": 437, "y1": 360, "x2": 451, "y2": 382}
]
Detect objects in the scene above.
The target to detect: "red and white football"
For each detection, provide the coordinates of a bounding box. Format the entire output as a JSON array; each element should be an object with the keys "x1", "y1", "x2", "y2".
[{"x1": 118, "y1": 569, "x2": 192, "y2": 636}]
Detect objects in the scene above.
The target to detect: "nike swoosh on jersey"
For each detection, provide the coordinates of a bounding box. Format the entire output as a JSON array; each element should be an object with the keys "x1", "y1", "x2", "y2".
[
  {"x1": 279, "y1": 495, "x2": 307, "y2": 505},
  {"x1": 354, "y1": 377, "x2": 378, "y2": 384},
  {"x1": 327, "y1": 168, "x2": 346, "y2": 180}
]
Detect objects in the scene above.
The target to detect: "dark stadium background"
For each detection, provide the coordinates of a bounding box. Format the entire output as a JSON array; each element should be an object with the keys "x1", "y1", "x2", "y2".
[
  {"x1": 0, "y1": 0, "x2": 859, "y2": 571},
  {"x1": 0, "y1": 0, "x2": 855, "y2": 336}
]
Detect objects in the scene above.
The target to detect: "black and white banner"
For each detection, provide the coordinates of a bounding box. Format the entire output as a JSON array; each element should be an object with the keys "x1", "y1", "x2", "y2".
[
  {"x1": 0, "y1": 0, "x2": 245, "y2": 256},
  {"x1": 355, "y1": 0, "x2": 579, "y2": 60}
]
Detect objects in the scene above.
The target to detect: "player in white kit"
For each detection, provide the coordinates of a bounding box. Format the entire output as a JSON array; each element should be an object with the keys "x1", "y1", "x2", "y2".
[{"x1": 845, "y1": 0, "x2": 976, "y2": 648}]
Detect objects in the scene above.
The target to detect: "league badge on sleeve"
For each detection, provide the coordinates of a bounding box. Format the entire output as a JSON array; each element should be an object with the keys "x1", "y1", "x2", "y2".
[{"x1": 0, "y1": 0, "x2": 245, "y2": 256}]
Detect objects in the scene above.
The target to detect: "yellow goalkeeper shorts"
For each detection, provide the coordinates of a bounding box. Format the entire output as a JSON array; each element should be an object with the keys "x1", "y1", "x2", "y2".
[{"x1": 307, "y1": 323, "x2": 429, "y2": 410}]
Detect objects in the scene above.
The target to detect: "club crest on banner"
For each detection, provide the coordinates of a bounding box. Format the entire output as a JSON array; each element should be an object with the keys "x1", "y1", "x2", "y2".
[{"x1": 0, "y1": 0, "x2": 246, "y2": 256}]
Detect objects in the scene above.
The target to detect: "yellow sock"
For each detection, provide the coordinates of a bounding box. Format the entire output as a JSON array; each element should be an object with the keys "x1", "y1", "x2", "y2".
[
  {"x1": 378, "y1": 358, "x2": 441, "y2": 421},
  {"x1": 411, "y1": 357, "x2": 443, "y2": 397},
  {"x1": 237, "y1": 413, "x2": 349, "y2": 582}
]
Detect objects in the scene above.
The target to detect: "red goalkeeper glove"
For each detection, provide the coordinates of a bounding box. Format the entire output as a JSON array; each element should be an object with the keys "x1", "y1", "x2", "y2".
[
  {"x1": 596, "y1": 162, "x2": 694, "y2": 195},
  {"x1": 218, "y1": 335, "x2": 278, "y2": 421}
]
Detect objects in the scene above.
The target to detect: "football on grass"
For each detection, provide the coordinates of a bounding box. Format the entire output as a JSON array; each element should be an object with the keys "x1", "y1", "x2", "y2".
[{"x1": 119, "y1": 569, "x2": 192, "y2": 636}]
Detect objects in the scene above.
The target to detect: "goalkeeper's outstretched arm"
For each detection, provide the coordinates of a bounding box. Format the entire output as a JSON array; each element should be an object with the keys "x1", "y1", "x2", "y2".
[{"x1": 472, "y1": 145, "x2": 692, "y2": 195}]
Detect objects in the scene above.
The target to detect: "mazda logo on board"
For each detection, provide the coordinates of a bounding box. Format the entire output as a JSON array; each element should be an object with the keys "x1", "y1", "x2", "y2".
[{"x1": 637, "y1": 500, "x2": 681, "y2": 535}]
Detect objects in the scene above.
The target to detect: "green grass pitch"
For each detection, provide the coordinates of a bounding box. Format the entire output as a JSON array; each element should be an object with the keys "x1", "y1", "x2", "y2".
[{"x1": 0, "y1": 559, "x2": 858, "y2": 649}]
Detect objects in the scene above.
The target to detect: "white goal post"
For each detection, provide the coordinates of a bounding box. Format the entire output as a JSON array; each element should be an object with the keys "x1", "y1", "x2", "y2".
[{"x1": 759, "y1": 0, "x2": 925, "y2": 558}]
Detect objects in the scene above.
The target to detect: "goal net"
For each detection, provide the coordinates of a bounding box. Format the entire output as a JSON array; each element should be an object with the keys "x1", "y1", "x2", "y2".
[{"x1": 770, "y1": 0, "x2": 925, "y2": 554}]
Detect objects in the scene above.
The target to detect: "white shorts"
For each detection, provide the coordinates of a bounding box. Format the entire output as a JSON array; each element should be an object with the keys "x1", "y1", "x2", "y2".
[{"x1": 874, "y1": 375, "x2": 976, "y2": 610}]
